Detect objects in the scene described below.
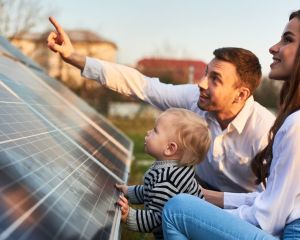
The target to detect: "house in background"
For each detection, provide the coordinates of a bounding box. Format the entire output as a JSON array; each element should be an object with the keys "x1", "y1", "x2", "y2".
[
  {"x1": 107, "y1": 57, "x2": 207, "y2": 119},
  {"x1": 11, "y1": 34, "x2": 207, "y2": 118},
  {"x1": 11, "y1": 30, "x2": 117, "y2": 90},
  {"x1": 136, "y1": 58, "x2": 206, "y2": 84}
]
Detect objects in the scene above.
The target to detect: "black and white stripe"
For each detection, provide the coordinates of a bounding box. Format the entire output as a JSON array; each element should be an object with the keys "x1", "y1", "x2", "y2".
[{"x1": 127, "y1": 160, "x2": 203, "y2": 239}]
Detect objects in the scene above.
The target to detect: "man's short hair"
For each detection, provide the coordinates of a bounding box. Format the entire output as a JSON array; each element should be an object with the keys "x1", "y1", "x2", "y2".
[{"x1": 213, "y1": 47, "x2": 262, "y2": 94}]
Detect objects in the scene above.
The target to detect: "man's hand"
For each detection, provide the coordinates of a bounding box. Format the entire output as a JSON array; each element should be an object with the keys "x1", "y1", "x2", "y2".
[
  {"x1": 47, "y1": 16, "x2": 74, "y2": 60},
  {"x1": 115, "y1": 183, "x2": 128, "y2": 196},
  {"x1": 202, "y1": 188, "x2": 224, "y2": 208},
  {"x1": 47, "y1": 16, "x2": 86, "y2": 70},
  {"x1": 117, "y1": 195, "x2": 129, "y2": 223}
]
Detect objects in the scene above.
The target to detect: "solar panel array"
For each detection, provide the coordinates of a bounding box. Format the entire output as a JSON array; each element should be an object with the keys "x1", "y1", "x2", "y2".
[{"x1": 0, "y1": 36, "x2": 133, "y2": 240}]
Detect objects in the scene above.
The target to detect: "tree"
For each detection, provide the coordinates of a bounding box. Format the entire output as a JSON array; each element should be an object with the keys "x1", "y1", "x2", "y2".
[
  {"x1": 254, "y1": 77, "x2": 283, "y2": 112},
  {"x1": 0, "y1": 0, "x2": 53, "y2": 40}
]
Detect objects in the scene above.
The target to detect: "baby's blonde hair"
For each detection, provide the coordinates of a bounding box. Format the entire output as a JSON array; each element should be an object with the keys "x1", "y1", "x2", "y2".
[{"x1": 160, "y1": 108, "x2": 211, "y2": 166}]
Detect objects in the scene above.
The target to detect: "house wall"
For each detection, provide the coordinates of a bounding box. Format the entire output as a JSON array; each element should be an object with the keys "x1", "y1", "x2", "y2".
[{"x1": 11, "y1": 36, "x2": 117, "y2": 90}]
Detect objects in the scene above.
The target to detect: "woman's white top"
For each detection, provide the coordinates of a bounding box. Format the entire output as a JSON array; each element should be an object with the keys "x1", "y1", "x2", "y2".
[{"x1": 224, "y1": 110, "x2": 300, "y2": 236}]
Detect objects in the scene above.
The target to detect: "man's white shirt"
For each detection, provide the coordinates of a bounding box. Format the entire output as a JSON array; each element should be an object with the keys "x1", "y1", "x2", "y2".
[{"x1": 82, "y1": 57, "x2": 275, "y2": 193}]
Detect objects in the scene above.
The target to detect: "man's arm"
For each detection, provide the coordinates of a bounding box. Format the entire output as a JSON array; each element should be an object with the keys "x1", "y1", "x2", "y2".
[
  {"x1": 47, "y1": 17, "x2": 200, "y2": 112},
  {"x1": 202, "y1": 188, "x2": 224, "y2": 208},
  {"x1": 47, "y1": 16, "x2": 86, "y2": 70}
]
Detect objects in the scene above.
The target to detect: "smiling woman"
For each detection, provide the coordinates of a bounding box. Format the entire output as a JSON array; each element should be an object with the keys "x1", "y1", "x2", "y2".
[{"x1": 162, "y1": 9, "x2": 300, "y2": 240}]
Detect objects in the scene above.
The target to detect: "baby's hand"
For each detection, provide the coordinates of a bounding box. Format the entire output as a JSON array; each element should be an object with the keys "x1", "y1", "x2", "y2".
[
  {"x1": 115, "y1": 183, "x2": 128, "y2": 196},
  {"x1": 117, "y1": 195, "x2": 129, "y2": 222}
]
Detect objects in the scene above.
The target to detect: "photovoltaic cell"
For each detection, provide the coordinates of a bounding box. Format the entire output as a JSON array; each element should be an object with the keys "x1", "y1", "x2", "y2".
[
  {"x1": 32, "y1": 70, "x2": 132, "y2": 150},
  {"x1": 0, "y1": 38, "x2": 133, "y2": 239}
]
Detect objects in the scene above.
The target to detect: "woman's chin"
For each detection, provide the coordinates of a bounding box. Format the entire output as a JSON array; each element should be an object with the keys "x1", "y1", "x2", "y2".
[{"x1": 268, "y1": 71, "x2": 286, "y2": 81}]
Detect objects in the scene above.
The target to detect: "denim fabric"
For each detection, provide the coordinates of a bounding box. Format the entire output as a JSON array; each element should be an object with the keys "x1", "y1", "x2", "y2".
[
  {"x1": 282, "y1": 219, "x2": 300, "y2": 240},
  {"x1": 162, "y1": 194, "x2": 277, "y2": 240}
]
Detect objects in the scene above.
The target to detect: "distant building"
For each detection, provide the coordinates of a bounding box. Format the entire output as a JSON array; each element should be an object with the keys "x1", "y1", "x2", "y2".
[
  {"x1": 108, "y1": 102, "x2": 161, "y2": 119},
  {"x1": 136, "y1": 58, "x2": 206, "y2": 84},
  {"x1": 11, "y1": 30, "x2": 118, "y2": 89}
]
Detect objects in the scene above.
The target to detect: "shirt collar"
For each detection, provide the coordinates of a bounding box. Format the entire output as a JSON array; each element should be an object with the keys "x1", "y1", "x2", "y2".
[
  {"x1": 228, "y1": 96, "x2": 254, "y2": 134},
  {"x1": 152, "y1": 160, "x2": 179, "y2": 168},
  {"x1": 204, "y1": 96, "x2": 254, "y2": 134}
]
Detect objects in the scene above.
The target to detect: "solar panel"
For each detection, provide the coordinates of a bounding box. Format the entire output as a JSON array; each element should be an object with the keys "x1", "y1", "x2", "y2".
[
  {"x1": 0, "y1": 36, "x2": 43, "y2": 71},
  {"x1": 0, "y1": 37, "x2": 133, "y2": 240}
]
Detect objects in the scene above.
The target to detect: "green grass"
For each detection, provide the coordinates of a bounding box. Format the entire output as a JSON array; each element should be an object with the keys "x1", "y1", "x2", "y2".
[{"x1": 109, "y1": 117, "x2": 155, "y2": 240}]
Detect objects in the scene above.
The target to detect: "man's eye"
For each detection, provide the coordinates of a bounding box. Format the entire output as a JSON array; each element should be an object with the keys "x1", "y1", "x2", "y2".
[
  {"x1": 283, "y1": 36, "x2": 292, "y2": 43},
  {"x1": 211, "y1": 76, "x2": 219, "y2": 83}
]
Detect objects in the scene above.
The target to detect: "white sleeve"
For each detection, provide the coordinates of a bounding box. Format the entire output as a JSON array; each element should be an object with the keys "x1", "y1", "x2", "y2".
[
  {"x1": 227, "y1": 114, "x2": 300, "y2": 236},
  {"x1": 81, "y1": 57, "x2": 199, "y2": 111},
  {"x1": 224, "y1": 191, "x2": 259, "y2": 209}
]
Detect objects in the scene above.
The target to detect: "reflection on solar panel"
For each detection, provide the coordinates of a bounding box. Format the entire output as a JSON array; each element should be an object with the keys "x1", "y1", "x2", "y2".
[{"x1": 0, "y1": 36, "x2": 133, "y2": 240}]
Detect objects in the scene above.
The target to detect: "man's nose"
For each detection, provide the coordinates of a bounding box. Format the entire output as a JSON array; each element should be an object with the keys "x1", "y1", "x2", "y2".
[{"x1": 198, "y1": 76, "x2": 208, "y2": 89}]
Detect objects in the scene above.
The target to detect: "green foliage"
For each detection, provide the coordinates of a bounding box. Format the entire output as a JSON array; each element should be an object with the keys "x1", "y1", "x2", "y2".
[
  {"x1": 77, "y1": 81, "x2": 136, "y2": 115},
  {"x1": 110, "y1": 116, "x2": 155, "y2": 240},
  {"x1": 254, "y1": 77, "x2": 283, "y2": 112}
]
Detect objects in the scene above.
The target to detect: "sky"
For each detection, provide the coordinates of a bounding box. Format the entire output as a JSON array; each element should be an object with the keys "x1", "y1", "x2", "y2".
[{"x1": 38, "y1": 0, "x2": 300, "y2": 76}]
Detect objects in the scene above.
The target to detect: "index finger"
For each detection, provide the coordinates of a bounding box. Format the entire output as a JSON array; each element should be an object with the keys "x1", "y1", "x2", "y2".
[{"x1": 49, "y1": 16, "x2": 64, "y2": 34}]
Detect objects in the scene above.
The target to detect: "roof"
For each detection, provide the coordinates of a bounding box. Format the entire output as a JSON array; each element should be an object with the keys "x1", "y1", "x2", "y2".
[
  {"x1": 137, "y1": 58, "x2": 206, "y2": 69},
  {"x1": 12, "y1": 30, "x2": 117, "y2": 48},
  {"x1": 137, "y1": 57, "x2": 207, "y2": 82}
]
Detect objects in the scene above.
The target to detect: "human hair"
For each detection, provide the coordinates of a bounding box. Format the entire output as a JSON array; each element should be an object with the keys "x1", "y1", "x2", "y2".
[
  {"x1": 251, "y1": 10, "x2": 300, "y2": 186},
  {"x1": 160, "y1": 108, "x2": 211, "y2": 166},
  {"x1": 213, "y1": 47, "x2": 262, "y2": 95}
]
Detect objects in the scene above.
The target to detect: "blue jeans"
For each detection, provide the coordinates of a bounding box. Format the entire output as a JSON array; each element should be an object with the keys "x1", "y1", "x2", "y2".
[
  {"x1": 282, "y1": 219, "x2": 300, "y2": 239},
  {"x1": 162, "y1": 194, "x2": 277, "y2": 240}
]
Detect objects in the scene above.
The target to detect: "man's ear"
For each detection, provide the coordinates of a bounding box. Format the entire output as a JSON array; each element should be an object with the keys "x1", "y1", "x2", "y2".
[
  {"x1": 164, "y1": 142, "x2": 178, "y2": 156},
  {"x1": 234, "y1": 87, "x2": 251, "y2": 103}
]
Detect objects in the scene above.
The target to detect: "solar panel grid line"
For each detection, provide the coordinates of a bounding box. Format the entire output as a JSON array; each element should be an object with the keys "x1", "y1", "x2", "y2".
[
  {"x1": 0, "y1": 38, "x2": 133, "y2": 239},
  {"x1": 0, "y1": 145, "x2": 79, "y2": 226},
  {"x1": 18, "y1": 177, "x2": 76, "y2": 240},
  {"x1": 1, "y1": 59, "x2": 132, "y2": 180},
  {"x1": 46, "y1": 158, "x2": 117, "y2": 240},
  {"x1": 0, "y1": 78, "x2": 124, "y2": 183},
  {"x1": 0, "y1": 100, "x2": 20, "y2": 104},
  {"x1": 0, "y1": 129, "x2": 120, "y2": 238},
  {"x1": 64, "y1": 126, "x2": 128, "y2": 180},
  {"x1": 0, "y1": 127, "x2": 70, "y2": 158},
  {"x1": 0, "y1": 104, "x2": 56, "y2": 144},
  {"x1": 5, "y1": 140, "x2": 112, "y2": 237},
  {"x1": 0, "y1": 148, "x2": 93, "y2": 240},
  {"x1": 7, "y1": 62, "x2": 128, "y2": 176},
  {"x1": 19, "y1": 63, "x2": 130, "y2": 156},
  {"x1": 80, "y1": 174, "x2": 121, "y2": 238},
  {"x1": 78, "y1": 166, "x2": 107, "y2": 239},
  {"x1": 0, "y1": 129, "x2": 57, "y2": 146},
  {"x1": 32, "y1": 70, "x2": 132, "y2": 150},
  {"x1": 51, "y1": 152, "x2": 102, "y2": 240},
  {"x1": 0, "y1": 81, "x2": 21, "y2": 101},
  {"x1": 0, "y1": 147, "x2": 65, "y2": 193}
]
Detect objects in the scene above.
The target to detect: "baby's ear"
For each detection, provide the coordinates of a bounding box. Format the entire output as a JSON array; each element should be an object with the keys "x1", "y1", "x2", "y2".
[{"x1": 164, "y1": 142, "x2": 178, "y2": 156}]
